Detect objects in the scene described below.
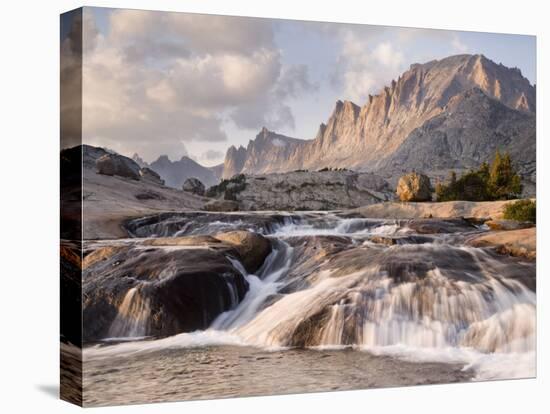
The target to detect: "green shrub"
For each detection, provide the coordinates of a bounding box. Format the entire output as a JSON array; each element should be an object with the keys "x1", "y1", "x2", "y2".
[
  {"x1": 503, "y1": 199, "x2": 536, "y2": 223},
  {"x1": 205, "y1": 174, "x2": 246, "y2": 200},
  {"x1": 436, "y1": 151, "x2": 523, "y2": 202}
]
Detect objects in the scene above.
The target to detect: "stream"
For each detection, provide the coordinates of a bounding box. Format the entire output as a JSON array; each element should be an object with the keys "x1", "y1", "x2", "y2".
[{"x1": 81, "y1": 211, "x2": 536, "y2": 406}]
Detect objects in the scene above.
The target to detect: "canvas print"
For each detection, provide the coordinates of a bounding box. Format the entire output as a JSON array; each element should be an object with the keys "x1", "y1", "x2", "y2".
[{"x1": 60, "y1": 7, "x2": 536, "y2": 407}]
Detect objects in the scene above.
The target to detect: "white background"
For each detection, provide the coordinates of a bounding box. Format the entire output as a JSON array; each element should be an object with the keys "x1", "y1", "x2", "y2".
[{"x1": 0, "y1": 0, "x2": 547, "y2": 412}]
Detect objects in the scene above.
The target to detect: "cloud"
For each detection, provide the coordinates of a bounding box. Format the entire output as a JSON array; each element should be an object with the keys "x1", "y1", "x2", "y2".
[
  {"x1": 452, "y1": 35, "x2": 469, "y2": 53},
  {"x1": 335, "y1": 29, "x2": 405, "y2": 102},
  {"x1": 230, "y1": 64, "x2": 318, "y2": 130},
  {"x1": 81, "y1": 9, "x2": 315, "y2": 161},
  {"x1": 330, "y1": 26, "x2": 472, "y2": 104},
  {"x1": 199, "y1": 149, "x2": 224, "y2": 162}
]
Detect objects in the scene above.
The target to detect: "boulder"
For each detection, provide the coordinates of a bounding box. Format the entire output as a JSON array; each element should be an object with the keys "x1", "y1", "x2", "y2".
[
  {"x1": 215, "y1": 231, "x2": 271, "y2": 273},
  {"x1": 485, "y1": 219, "x2": 535, "y2": 231},
  {"x1": 203, "y1": 199, "x2": 240, "y2": 212},
  {"x1": 139, "y1": 167, "x2": 164, "y2": 185},
  {"x1": 96, "y1": 153, "x2": 141, "y2": 180},
  {"x1": 182, "y1": 177, "x2": 206, "y2": 196},
  {"x1": 396, "y1": 172, "x2": 432, "y2": 202}
]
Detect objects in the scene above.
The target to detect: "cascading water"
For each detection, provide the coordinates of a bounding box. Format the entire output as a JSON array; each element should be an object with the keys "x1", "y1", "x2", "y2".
[
  {"x1": 212, "y1": 239, "x2": 294, "y2": 330},
  {"x1": 93, "y1": 211, "x2": 535, "y2": 380},
  {"x1": 108, "y1": 285, "x2": 152, "y2": 339}
]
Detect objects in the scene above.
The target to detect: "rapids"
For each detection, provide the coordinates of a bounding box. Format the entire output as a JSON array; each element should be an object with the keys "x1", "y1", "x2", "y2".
[{"x1": 85, "y1": 211, "x2": 536, "y2": 385}]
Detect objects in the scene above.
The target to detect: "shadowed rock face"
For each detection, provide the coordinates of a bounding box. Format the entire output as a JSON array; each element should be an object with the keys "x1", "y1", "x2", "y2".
[
  {"x1": 82, "y1": 239, "x2": 250, "y2": 341},
  {"x1": 379, "y1": 88, "x2": 536, "y2": 194},
  {"x1": 222, "y1": 145, "x2": 247, "y2": 179},
  {"x1": 182, "y1": 177, "x2": 205, "y2": 196},
  {"x1": 82, "y1": 231, "x2": 273, "y2": 342},
  {"x1": 139, "y1": 167, "x2": 164, "y2": 186},
  {"x1": 215, "y1": 231, "x2": 272, "y2": 274},
  {"x1": 96, "y1": 153, "x2": 141, "y2": 180}
]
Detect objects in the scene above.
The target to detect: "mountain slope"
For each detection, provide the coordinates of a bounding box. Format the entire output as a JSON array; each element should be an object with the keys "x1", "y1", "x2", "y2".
[
  {"x1": 221, "y1": 54, "x2": 536, "y2": 189},
  {"x1": 222, "y1": 127, "x2": 304, "y2": 178},
  {"x1": 150, "y1": 155, "x2": 219, "y2": 188},
  {"x1": 378, "y1": 88, "x2": 536, "y2": 194}
]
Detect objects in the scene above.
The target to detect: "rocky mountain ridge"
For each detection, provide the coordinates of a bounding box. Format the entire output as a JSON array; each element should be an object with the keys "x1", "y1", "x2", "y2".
[
  {"x1": 221, "y1": 54, "x2": 536, "y2": 193},
  {"x1": 143, "y1": 154, "x2": 220, "y2": 188}
]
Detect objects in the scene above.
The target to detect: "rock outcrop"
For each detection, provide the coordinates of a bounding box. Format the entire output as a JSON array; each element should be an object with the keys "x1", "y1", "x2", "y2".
[
  {"x1": 222, "y1": 145, "x2": 247, "y2": 179},
  {"x1": 96, "y1": 153, "x2": 141, "y2": 180},
  {"x1": 182, "y1": 177, "x2": 206, "y2": 196},
  {"x1": 485, "y1": 219, "x2": 535, "y2": 231},
  {"x1": 139, "y1": 167, "x2": 164, "y2": 185},
  {"x1": 468, "y1": 227, "x2": 536, "y2": 260},
  {"x1": 396, "y1": 172, "x2": 432, "y2": 202},
  {"x1": 82, "y1": 237, "x2": 250, "y2": 341},
  {"x1": 210, "y1": 170, "x2": 393, "y2": 211},
  {"x1": 63, "y1": 144, "x2": 209, "y2": 239},
  {"x1": 82, "y1": 230, "x2": 273, "y2": 341},
  {"x1": 354, "y1": 199, "x2": 522, "y2": 220},
  {"x1": 214, "y1": 231, "x2": 271, "y2": 273}
]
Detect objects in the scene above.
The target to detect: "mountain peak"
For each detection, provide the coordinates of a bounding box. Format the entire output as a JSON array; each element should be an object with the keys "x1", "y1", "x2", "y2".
[
  {"x1": 257, "y1": 126, "x2": 273, "y2": 139},
  {"x1": 155, "y1": 155, "x2": 171, "y2": 164},
  {"x1": 331, "y1": 99, "x2": 360, "y2": 122},
  {"x1": 131, "y1": 153, "x2": 148, "y2": 168},
  {"x1": 219, "y1": 54, "x2": 535, "y2": 185}
]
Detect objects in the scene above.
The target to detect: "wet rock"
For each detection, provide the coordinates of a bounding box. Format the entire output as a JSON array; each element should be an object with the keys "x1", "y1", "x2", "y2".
[
  {"x1": 139, "y1": 167, "x2": 164, "y2": 186},
  {"x1": 124, "y1": 211, "x2": 300, "y2": 238},
  {"x1": 182, "y1": 177, "x2": 206, "y2": 196},
  {"x1": 96, "y1": 153, "x2": 141, "y2": 180},
  {"x1": 82, "y1": 240, "x2": 249, "y2": 341},
  {"x1": 82, "y1": 245, "x2": 128, "y2": 269},
  {"x1": 370, "y1": 235, "x2": 398, "y2": 246},
  {"x1": 464, "y1": 216, "x2": 490, "y2": 226},
  {"x1": 203, "y1": 199, "x2": 240, "y2": 212},
  {"x1": 406, "y1": 218, "x2": 476, "y2": 234},
  {"x1": 485, "y1": 219, "x2": 535, "y2": 231},
  {"x1": 396, "y1": 172, "x2": 432, "y2": 202},
  {"x1": 468, "y1": 227, "x2": 536, "y2": 260},
  {"x1": 215, "y1": 231, "x2": 271, "y2": 273}
]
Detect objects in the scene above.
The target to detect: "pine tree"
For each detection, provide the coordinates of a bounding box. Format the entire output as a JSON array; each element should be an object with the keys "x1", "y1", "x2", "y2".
[
  {"x1": 435, "y1": 151, "x2": 522, "y2": 202},
  {"x1": 488, "y1": 150, "x2": 522, "y2": 199}
]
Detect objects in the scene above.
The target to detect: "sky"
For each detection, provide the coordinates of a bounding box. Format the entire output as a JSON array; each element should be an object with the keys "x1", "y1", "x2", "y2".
[{"x1": 73, "y1": 7, "x2": 536, "y2": 166}]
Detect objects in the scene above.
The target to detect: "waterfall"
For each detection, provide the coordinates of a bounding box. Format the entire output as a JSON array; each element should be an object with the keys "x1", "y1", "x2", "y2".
[
  {"x1": 234, "y1": 250, "x2": 535, "y2": 353},
  {"x1": 211, "y1": 240, "x2": 294, "y2": 330},
  {"x1": 92, "y1": 211, "x2": 535, "y2": 380},
  {"x1": 108, "y1": 285, "x2": 151, "y2": 339}
]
